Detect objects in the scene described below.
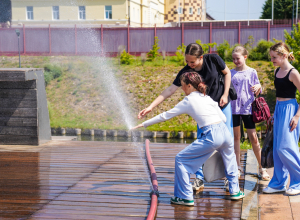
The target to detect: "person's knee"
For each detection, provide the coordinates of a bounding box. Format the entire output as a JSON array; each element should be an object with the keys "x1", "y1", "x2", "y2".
[
  {"x1": 249, "y1": 132, "x2": 259, "y2": 146},
  {"x1": 233, "y1": 132, "x2": 240, "y2": 141}
]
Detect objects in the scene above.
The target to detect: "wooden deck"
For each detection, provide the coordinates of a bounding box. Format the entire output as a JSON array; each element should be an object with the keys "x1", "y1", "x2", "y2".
[{"x1": 0, "y1": 140, "x2": 246, "y2": 219}]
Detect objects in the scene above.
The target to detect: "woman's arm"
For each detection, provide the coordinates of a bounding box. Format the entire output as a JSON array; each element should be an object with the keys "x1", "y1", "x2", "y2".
[
  {"x1": 220, "y1": 65, "x2": 231, "y2": 107},
  {"x1": 142, "y1": 98, "x2": 188, "y2": 128},
  {"x1": 138, "y1": 84, "x2": 179, "y2": 119},
  {"x1": 251, "y1": 70, "x2": 262, "y2": 96},
  {"x1": 289, "y1": 70, "x2": 300, "y2": 131}
]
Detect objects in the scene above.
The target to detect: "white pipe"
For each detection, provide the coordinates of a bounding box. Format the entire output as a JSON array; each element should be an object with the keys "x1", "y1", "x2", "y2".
[
  {"x1": 248, "y1": 0, "x2": 250, "y2": 26},
  {"x1": 178, "y1": 0, "x2": 181, "y2": 27},
  {"x1": 224, "y1": 0, "x2": 226, "y2": 26}
]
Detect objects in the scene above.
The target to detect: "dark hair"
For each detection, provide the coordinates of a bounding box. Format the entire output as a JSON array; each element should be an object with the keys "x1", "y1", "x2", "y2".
[
  {"x1": 180, "y1": 71, "x2": 207, "y2": 95},
  {"x1": 185, "y1": 43, "x2": 204, "y2": 58}
]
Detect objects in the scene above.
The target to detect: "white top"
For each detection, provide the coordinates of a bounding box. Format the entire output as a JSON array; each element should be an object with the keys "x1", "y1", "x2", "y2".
[{"x1": 142, "y1": 91, "x2": 226, "y2": 128}]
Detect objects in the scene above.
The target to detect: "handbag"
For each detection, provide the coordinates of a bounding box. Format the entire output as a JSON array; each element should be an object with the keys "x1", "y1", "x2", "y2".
[
  {"x1": 219, "y1": 72, "x2": 237, "y2": 101},
  {"x1": 261, "y1": 119, "x2": 274, "y2": 168},
  {"x1": 252, "y1": 96, "x2": 271, "y2": 123},
  {"x1": 203, "y1": 150, "x2": 226, "y2": 182},
  {"x1": 212, "y1": 56, "x2": 237, "y2": 101}
]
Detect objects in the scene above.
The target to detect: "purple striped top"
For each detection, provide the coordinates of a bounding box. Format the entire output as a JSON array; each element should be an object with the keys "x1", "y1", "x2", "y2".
[{"x1": 230, "y1": 68, "x2": 261, "y2": 115}]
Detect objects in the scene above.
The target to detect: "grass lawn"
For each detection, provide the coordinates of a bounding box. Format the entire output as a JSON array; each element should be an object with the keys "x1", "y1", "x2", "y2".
[{"x1": 0, "y1": 55, "x2": 276, "y2": 132}]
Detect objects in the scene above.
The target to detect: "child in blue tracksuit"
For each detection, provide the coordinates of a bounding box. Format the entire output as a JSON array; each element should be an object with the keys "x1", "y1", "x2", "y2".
[
  {"x1": 132, "y1": 72, "x2": 244, "y2": 206},
  {"x1": 263, "y1": 42, "x2": 300, "y2": 196}
]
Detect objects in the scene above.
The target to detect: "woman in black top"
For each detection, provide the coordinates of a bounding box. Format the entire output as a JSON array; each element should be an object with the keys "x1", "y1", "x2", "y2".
[
  {"x1": 262, "y1": 42, "x2": 300, "y2": 196},
  {"x1": 138, "y1": 43, "x2": 233, "y2": 190}
]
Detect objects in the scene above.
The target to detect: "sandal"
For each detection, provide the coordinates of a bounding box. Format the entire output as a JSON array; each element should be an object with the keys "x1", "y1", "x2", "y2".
[{"x1": 259, "y1": 168, "x2": 270, "y2": 181}]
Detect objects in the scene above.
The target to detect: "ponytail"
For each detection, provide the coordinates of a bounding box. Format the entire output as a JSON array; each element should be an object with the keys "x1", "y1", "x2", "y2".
[
  {"x1": 198, "y1": 82, "x2": 207, "y2": 95},
  {"x1": 180, "y1": 71, "x2": 207, "y2": 95},
  {"x1": 270, "y1": 42, "x2": 295, "y2": 61}
]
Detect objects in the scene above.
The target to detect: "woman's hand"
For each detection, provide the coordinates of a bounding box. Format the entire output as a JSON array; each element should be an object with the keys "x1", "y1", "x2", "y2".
[
  {"x1": 138, "y1": 106, "x2": 153, "y2": 119},
  {"x1": 251, "y1": 84, "x2": 261, "y2": 96},
  {"x1": 130, "y1": 123, "x2": 144, "y2": 130},
  {"x1": 219, "y1": 95, "x2": 228, "y2": 107},
  {"x1": 290, "y1": 115, "x2": 300, "y2": 132}
]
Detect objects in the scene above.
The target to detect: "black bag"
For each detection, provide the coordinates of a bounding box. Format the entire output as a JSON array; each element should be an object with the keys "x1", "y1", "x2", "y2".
[
  {"x1": 261, "y1": 120, "x2": 274, "y2": 168},
  {"x1": 219, "y1": 73, "x2": 237, "y2": 101},
  {"x1": 211, "y1": 55, "x2": 237, "y2": 101}
]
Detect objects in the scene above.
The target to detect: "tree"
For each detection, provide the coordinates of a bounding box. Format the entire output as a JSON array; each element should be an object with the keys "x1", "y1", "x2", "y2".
[{"x1": 260, "y1": 0, "x2": 299, "y2": 19}]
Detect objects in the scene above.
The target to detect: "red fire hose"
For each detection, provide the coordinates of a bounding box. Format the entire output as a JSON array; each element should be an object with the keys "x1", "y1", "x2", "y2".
[{"x1": 145, "y1": 139, "x2": 159, "y2": 220}]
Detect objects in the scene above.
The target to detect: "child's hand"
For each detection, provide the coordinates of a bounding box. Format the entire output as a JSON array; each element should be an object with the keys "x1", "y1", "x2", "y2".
[
  {"x1": 251, "y1": 84, "x2": 261, "y2": 96},
  {"x1": 290, "y1": 115, "x2": 300, "y2": 132},
  {"x1": 130, "y1": 123, "x2": 144, "y2": 130}
]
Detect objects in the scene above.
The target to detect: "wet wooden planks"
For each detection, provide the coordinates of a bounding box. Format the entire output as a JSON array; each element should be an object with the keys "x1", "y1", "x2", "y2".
[
  {"x1": 0, "y1": 140, "x2": 246, "y2": 219},
  {"x1": 149, "y1": 143, "x2": 246, "y2": 219},
  {"x1": 0, "y1": 141, "x2": 151, "y2": 219}
]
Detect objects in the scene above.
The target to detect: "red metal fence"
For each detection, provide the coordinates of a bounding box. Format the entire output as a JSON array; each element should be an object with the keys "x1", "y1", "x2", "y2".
[{"x1": 0, "y1": 20, "x2": 297, "y2": 56}]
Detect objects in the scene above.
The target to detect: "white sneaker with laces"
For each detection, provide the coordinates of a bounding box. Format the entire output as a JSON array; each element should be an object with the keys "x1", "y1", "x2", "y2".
[
  {"x1": 263, "y1": 186, "x2": 286, "y2": 194},
  {"x1": 286, "y1": 188, "x2": 300, "y2": 196}
]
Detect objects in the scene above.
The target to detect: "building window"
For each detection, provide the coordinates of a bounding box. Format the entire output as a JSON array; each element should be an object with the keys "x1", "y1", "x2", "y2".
[
  {"x1": 26, "y1": 6, "x2": 33, "y2": 20},
  {"x1": 189, "y1": 7, "x2": 193, "y2": 14},
  {"x1": 198, "y1": 8, "x2": 201, "y2": 15},
  {"x1": 178, "y1": 7, "x2": 182, "y2": 14},
  {"x1": 105, "y1": 5, "x2": 112, "y2": 19},
  {"x1": 79, "y1": 6, "x2": 86, "y2": 20},
  {"x1": 53, "y1": 6, "x2": 59, "y2": 20}
]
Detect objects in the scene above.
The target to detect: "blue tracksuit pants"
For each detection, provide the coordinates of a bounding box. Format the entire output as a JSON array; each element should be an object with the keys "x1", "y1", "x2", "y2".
[
  {"x1": 195, "y1": 103, "x2": 234, "y2": 179},
  {"x1": 174, "y1": 122, "x2": 239, "y2": 200},
  {"x1": 268, "y1": 99, "x2": 300, "y2": 190}
]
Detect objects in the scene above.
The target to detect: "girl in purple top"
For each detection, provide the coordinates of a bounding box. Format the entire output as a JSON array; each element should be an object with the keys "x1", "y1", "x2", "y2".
[{"x1": 231, "y1": 46, "x2": 270, "y2": 181}]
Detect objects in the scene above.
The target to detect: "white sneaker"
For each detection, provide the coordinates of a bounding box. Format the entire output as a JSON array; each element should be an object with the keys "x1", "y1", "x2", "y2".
[
  {"x1": 286, "y1": 188, "x2": 300, "y2": 196},
  {"x1": 263, "y1": 186, "x2": 286, "y2": 194}
]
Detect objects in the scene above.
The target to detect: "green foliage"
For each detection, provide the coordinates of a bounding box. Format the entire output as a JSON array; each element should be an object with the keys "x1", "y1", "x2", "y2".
[
  {"x1": 147, "y1": 36, "x2": 160, "y2": 61},
  {"x1": 195, "y1": 39, "x2": 217, "y2": 54},
  {"x1": 120, "y1": 50, "x2": 133, "y2": 65},
  {"x1": 248, "y1": 39, "x2": 274, "y2": 61},
  {"x1": 285, "y1": 24, "x2": 300, "y2": 69},
  {"x1": 175, "y1": 43, "x2": 187, "y2": 66},
  {"x1": 297, "y1": 90, "x2": 300, "y2": 103},
  {"x1": 44, "y1": 64, "x2": 63, "y2": 86},
  {"x1": 244, "y1": 35, "x2": 255, "y2": 51},
  {"x1": 216, "y1": 40, "x2": 231, "y2": 61},
  {"x1": 260, "y1": 0, "x2": 298, "y2": 19}
]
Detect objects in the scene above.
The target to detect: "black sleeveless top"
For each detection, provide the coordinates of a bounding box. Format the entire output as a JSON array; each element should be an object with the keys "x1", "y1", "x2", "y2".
[{"x1": 274, "y1": 68, "x2": 297, "y2": 98}]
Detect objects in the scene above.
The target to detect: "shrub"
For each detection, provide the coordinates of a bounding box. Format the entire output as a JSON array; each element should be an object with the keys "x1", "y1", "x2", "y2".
[
  {"x1": 44, "y1": 64, "x2": 63, "y2": 86},
  {"x1": 195, "y1": 40, "x2": 217, "y2": 54},
  {"x1": 248, "y1": 39, "x2": 274, "y2": 61},
  {"x1": 244, "y1": 35, "x2": 255, "y2": 51},
  {"x1": 216, "y1": 40, "x2": 231, "y2": 61},
  {"x1": 175, "y1": 43, "x2": 186, "y2": 66},
  {"x1": 285, "y1": 23, "x2": 300, "y2": 69},
  {"x1": 147, "y1": 36, "x2": 160, "y2": 61},
  {"x1": 120, "y1": 50, "x2": 133, "y2": 65}
]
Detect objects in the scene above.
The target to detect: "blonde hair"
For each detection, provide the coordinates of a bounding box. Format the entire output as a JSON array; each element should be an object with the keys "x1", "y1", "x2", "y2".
[
  {"x1": 270, "y1": 42, "x2": 295, "y2": 61},
  {"x1": 232, "y1": 46, "x2": 248, "y2": 56}
]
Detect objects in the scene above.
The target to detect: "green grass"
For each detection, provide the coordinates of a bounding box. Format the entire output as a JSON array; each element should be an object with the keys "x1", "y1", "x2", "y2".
[{"x1": 1, "y1": 56, "x2": 276, "y2": 131}]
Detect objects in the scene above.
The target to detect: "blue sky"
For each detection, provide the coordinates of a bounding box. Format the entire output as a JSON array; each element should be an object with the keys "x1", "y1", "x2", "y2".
[{"x1": 206, "y1": 0, "x2": 266, "y2": 20}]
